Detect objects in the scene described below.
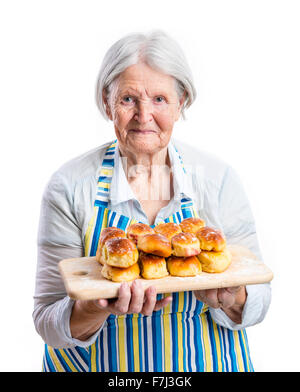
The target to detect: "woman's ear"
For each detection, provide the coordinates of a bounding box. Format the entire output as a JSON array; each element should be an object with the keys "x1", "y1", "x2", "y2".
[
  {"x1": 175, "y1": 91, "x2": 186, "y2": 121},
  {"x1": 102, "y1": 89, "x2": 113, "y2": 121}
]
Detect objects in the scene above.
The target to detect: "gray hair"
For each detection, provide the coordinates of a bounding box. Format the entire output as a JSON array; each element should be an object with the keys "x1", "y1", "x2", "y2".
[{"x1": 95, "y1": 30, "x2": 197, "y2": 120}]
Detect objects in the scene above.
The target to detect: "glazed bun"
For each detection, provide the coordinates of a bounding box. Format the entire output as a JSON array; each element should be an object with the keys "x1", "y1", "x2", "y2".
[
  {"x1": 126, "y1": 223, "x2": 155, "y2": 244},
  {"x1": 96, "y1": 227, "x2": 126, "y2": 265},
  {"x1": 154, "y1": 222, "x2": 182, "y2": 240},
  {"x1": 179, "y1": 217, "x2": 205, "y2": 235},
  {"x1": 137, "y1": 233, "x2": 172, "y2": 258},
  {"x1": 167, "y1": 255, "x2": 202, "y2": 277},
  {"x1": 195, "y1": 227, "x2": 226, "y2": 251},
  {"x1": 171, "y1": 232, "x2": 201, "y2": 257},
  {"x1": 101, "y1": 262, "x2": 140, "y2": 282},
  {"x1": 197, "y1": 249, "x2": 232, "y2": 273},
  {"x1": 139, "y1": 252, "x2": 169, "y2": 279},
  {"x1": 103, "y1": 237, "x2": 139, "y2": 268}
]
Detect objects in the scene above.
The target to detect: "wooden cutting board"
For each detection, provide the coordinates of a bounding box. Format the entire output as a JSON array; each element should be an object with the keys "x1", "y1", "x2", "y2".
[{"x1": 58, "y1": 245, "x2": 273, "y2": 300}]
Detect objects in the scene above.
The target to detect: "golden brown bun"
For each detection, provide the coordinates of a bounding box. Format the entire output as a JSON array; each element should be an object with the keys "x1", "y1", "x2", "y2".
[
  {"x1": 179, "y1": 218, "x2": 206, "y2": 235},
  {"x1": 103, "y1": 237, "x2": 139, "y2": 268},
  {"x1": 96, "y1": 227, "x2": 126, "y2": 265},
  {"x1": 126, "y1": 223, "x2": 155, "y2": 244},
  {"x1": 101, "y1": 262, "x2": 140, "y2": 282},
  {"x1": 167, "y1": 255, "x2": 202, "y2": 277},
  {"x1": 137, "y1": 233, "x2": 172, "y2": 258},
  {"x1": 154, "y1": 222, "x2": 182, "y2": 240},
  {"x1": 139, "y1": 252, "x2": 169, "y2": 279},
  {"x1": 197, "y1": 249, "x2": 232, "y2": 273},
  {"x1": 195, "y1": 227, "x2": 226, "y2": 251},
  {"x1": 171, "y1": 232, "x2": 201, "y2": 257}
]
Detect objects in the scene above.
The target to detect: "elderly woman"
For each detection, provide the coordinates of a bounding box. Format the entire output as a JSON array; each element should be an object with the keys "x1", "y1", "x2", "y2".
[{"x1": 33, "y1": 30, "x2": 271, "y2": 372}]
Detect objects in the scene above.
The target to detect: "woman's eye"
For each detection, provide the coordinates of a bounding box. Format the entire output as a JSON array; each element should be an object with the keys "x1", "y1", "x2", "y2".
[
  {"x1": 154, "y1": 96, "x2": 165, "y2": 103},
  {"x1": 122, "y1": 96, "x2": 135, "y2": 104}
]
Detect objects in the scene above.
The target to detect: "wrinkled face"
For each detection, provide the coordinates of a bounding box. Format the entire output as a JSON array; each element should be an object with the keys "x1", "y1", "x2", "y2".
[{"x1": 104, "y1": 62, "x2": 185, "y2": 156}]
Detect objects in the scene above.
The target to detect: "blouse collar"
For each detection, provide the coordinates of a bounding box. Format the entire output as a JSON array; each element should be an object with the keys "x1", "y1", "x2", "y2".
[{"x1": 109, "y1": 139, "x2": 195, "y2": 206}]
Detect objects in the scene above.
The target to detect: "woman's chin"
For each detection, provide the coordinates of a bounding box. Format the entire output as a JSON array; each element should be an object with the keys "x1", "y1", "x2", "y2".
[{"x1": 126, "y1": 132, "x2": 163, "y2": 154}]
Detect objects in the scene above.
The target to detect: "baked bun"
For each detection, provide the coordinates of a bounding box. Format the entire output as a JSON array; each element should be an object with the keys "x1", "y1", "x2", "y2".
[
  {"x1": 167, "y1": 255, "x2": 202, "y2": 277},
  {"x1": 195, "y1": 227, "x2": 226, "y2": 251},
  {"x1": 139, "y1": 252, "x2": 169, "y2": 279},
  {"x1": 103, "y1": 237, "x2": 139, "y2": 268},
  {"x1": 101, "y1": 262, "x2": 140, "y2": 282},
  {"x1": 154, "y1": 222, "x2": 182, "y2": 240},
  {"x1": 137, "y1": 233, "x2": 172, "y2": 258},
  {"x1": 126, "y1": 223, "x2": 155, "y2": 244},
  {"x1": 96, "y1": 227, "x2": 126, "y2": 265},
  {"x1": 179, "y1": 217, "x2": 205, "y2": 235},
  {"x1": 197, "y1": 249, "x2": 232, "y2": 273},
  {"x1": 171, "y1": 232, "x2": 201, "y2": 257}
]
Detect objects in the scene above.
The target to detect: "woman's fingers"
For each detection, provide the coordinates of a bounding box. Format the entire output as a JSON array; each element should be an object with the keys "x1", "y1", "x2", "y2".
[
  {"x1": 142, "y1": 286, "x2": 157, "y2": 316},
  {"x1": 128, "y1": 280, "x2": 145, "y2": 314},
  {"x1": 195, "y1": 289, "x2": 220, "y2": 308},
  {"x1": 97, "y1": 281, "x2": 173, "y2": 316}
]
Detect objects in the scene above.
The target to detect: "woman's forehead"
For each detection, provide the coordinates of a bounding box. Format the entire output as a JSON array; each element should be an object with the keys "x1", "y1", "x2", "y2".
[{"x1": 115, "y1": 64, "x2": 177, "y2": 96}]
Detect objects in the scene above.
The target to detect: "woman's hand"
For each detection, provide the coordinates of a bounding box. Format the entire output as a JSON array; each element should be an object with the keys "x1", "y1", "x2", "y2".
[
  {"x1": 97, "y1": 280, "x2": 172, "y2": 316},
  {"x1": 70, "y1": 280, "x2": 172, "y2": 341},
  {"x1": 194, "y1": 286, "x2": 247, "y2": 324}
]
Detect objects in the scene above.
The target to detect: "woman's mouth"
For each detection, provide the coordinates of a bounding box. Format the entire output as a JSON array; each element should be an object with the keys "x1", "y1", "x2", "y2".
[{"x1": 128, "y1": 129, "x2": 156, "y2": 134}]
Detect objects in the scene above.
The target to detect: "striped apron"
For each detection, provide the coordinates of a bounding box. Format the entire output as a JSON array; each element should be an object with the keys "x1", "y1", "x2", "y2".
[{"x1": 42, "y1": 140, "x2": 254, "y2": 372}]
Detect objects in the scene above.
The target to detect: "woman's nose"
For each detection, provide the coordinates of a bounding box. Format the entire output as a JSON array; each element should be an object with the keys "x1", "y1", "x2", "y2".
[{"x1": 134, "y1": 101, "x2": 153, "y2": 123}]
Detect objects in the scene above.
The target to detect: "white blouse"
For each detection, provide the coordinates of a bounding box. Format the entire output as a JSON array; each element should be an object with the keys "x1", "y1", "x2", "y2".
[{"x1": 33, "y1": 138, "x2": 271, "y2": 348}]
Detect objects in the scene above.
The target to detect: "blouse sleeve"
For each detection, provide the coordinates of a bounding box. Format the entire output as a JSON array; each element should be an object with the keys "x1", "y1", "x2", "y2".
[
  {"x1": 32, "y1": 170, "x2": 101, "y2": 348},
  {"x1": 209, "y1": 166, "x2": 272, "y2": 330}
]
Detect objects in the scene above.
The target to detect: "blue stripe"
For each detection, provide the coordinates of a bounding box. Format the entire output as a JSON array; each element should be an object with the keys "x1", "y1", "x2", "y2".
[
  {"x1": 182, "y1": 207, "x2": 192, "y2": 219},
  {"x1": 107, "y1": 316, "x2": 118, "y2": 371},
  {"x1": 75, "y1": 346, "x2": 89, "y2": 367},
  {"x1": 90, "y1": 207, "x2": 105, "y2": 256},
  {"x1": 44, "y1": 345, "x2": 56, "y2": 372},
  {"x1": 98, "y1": 333, "x2": 104, "y2": 371},
  {"x1": 181, "y1": 292, "x2": 187, "y2": 372},
  {"x1": 151, "y1": 313, "x2": 162, "y2": 371},
  {"x1": 143, "y1": 317, "x2": 149, "y2": 371},
  {"x1": 192, "y1": 314, "x2": 204, "y2": 371},
  {"x1": 227, "y1": 331, "x2": 238, "y2": 372},
  {"x1": 98, "y1": 176, "x2": 112, "y2": 183},
  {"x1": 96, "y1": 191, "x2": 109, "y2": 197},
  {"x1": 126, "y1": 314, "x2": 134, "y2": 371},
  {"x1": 67, "y1": 348, "x2": 86, "y2": 372},
  {"x1": 54, "y1": 348, "x2": 72, "y2": 372},
  {"x1": 207, "y1": 311, "x2": 218, "y2": 371},
  {"x1": 94, "y1": 200, "x2": 108, "y2": 208},
  {"x1": 105, "y1": 151, "x2": 115, "y2": 155},
  {"x1": 116, "y1": 215, "x2": 130, "y2": 231},
  {"x1": 108, "y1": 211, "x2": 116, "y2": 227},
  {"x1": 186, "y1": 292, "x2": 193, "y2": 372},
  {"x1": 171, "y1": 292, "x2": 179, "y2": 371},
  {"x1": 102, "y1": 158, "x2": 115, "y2": 167},
  {"x1": 138, "y1": 314, "x2": 143, "y2": 372}
]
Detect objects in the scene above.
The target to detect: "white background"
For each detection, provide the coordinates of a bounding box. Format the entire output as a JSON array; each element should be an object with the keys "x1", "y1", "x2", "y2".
[{"x1": 0, "y1": 0, "x2": 299, "y2": 372}]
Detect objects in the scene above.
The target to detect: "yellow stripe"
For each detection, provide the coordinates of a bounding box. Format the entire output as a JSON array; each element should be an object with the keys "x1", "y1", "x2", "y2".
[
  {"x1": 90, "y1": 343, "x2": 97, "y2": 372},
  {"x1": 100, "y1": 168, "x2": 113, "y2": 176},
  {"x1": 100, "y1": 208, "x2": 109, "y2": 232},
  {"x1": 201, "y1": 313, "x2": 213, "y2": 371},
  {"x1": 211, "y1": 321, "x2": 223, "y2": 371},
  {"x1": 233, "y1": 331, "x2": 244, "y2": 371},
  {"x1": 117, "y1": 316, "x2": 127, "y2": 371},
  {"x1": 163, "y1": 313, "x2": 172, "y2": 371},
  {"x1": 177, "y1": 292, "x2": 185, "y2": 372},
  {"x1": 48, "y1": 346, "x2": 64, "y2": 372},
  {"x1": 84, "y1": 206, "x2": 98, "y2": 256},
  {"x1": 97, "y1": 182, "x2": 111, "y2": 189},
  {"x1": 132, "y1": 314, "x2": 140, "y2": 372},
  {"x1": 59, "y1": 349, "x2": 78, "y2": 372},
  {"x1": 192, "y1": 207, "x2": 199, "y2": 218}
]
